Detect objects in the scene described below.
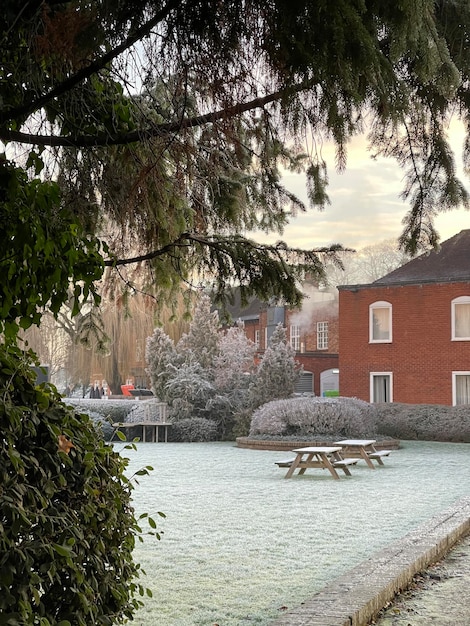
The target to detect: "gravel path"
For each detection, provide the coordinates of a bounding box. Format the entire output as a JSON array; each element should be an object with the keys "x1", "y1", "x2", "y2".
[{"x1": 371, "y1": 532, "x2": 470, "y2": 625}]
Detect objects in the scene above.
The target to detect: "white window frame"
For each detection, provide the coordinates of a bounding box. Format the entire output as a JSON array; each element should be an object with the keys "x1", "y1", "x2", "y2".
[
  {"x1": 369, "y1": 301, "x2": 392, "y2": 343},
  {"x1": 317, "y1": 321, "x2": 329, "y2": 350},
  {"x1": 370, "y1": 372, "x2": 393, "y2": 403},
  {"x1": 254, "y1": 329, "x2": 260, "y2": 348},
  {"x1": 451, "y1": 296, "x2": 470, "y2": 341},
  {"x1": 264, "y1": 326, "x2": 268, "y2": 350},
  {"x1": 452, "y1": 371, "x2": 470, "y2": 405},
  {"x1": 290, "y1": 324, "x2": 301, "y2": 351}
]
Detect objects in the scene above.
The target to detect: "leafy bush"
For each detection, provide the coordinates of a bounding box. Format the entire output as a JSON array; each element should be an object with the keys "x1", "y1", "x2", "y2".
[
  {"x1": 249, "y1": 396, "x2": 377, "y2": 438},
  {"x1": 169, "y1": 418, "x2": 218, "y2": 442},
  {"x1": 374, "y1": 402, "x2": 470, "y2": 442},
  {"x1": 0, "y1": 345, "x2": 146, "y2": 624}
]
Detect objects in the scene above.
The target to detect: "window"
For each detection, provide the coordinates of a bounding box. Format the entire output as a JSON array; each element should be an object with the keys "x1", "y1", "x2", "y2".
[
  {"x1": 264, "y1": 327, "x2": 268, "y2": 350},
  {"x1": 290, "y1": 324, "x2": 300, "y2": 351},
  {"x1": 370, "y1": 373, "x2": 393, "y2": 402},
  {"x1": 452, "y1": 296, "x2": 470, "y2": 340},
  {"x1": 254, "y1": 329, "x2": 260, "y2": 348},
  {"x1": 369, "y1": 301, "x2": 392, "y2": 343},
  {"x1": 452, "y1": 372, "x2": 470, "y2": 405},
  {"x1": 317, "y1": 321, "x2": 329, "y2": 350}
]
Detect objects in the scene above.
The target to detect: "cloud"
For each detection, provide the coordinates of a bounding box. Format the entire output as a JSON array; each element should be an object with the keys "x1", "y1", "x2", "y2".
[{"x1": 251, "y1": 131, "x2": 470, "y2": 251}]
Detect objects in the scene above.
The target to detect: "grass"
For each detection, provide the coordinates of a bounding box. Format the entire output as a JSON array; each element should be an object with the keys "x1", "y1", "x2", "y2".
[{"x1": 122, "y1": 440, "x2": 470, "y2": 626}]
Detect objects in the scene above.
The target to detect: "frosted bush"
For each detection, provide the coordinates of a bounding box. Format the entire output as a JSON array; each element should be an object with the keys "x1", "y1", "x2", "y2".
[
  {"x1": 249, "y1": 396, "x2": 377, "y2": 438},
  {"x1": 66, "y1": 398, "x2": 136, "y2": 422},
  {"x1": 170, "y1": 418, "x2": 218, "y2": 442},
  {"x1": 374, "y1": 403, "x2": 470, "y2": 442}
]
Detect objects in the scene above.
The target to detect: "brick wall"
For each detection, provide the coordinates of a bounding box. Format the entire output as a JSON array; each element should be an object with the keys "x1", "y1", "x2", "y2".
[{"x1": 339, "y1": 281, "x2": 470, "y2": 405}]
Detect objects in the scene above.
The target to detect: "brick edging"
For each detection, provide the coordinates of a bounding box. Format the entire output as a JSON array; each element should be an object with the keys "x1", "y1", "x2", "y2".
[{"x1": 236, "y1": 437, "x2": 400, "y2": 451}]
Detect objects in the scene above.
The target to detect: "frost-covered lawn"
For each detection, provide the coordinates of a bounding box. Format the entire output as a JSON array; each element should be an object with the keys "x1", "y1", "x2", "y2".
[{"x1": 122, "y1": 441, "x2": 470, "y2": 626}]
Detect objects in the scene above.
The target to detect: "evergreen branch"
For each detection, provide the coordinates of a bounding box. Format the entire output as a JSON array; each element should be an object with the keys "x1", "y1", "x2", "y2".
[
  {"x1": 104, "y1": 233, "x2": 346, "y2": 268},
  {"x1": 104, "y1": 234, "x2": 193, "y2": 266},
  {"x1": 0, "y1": 0, "x2": 181, "y2": 126},
  {"x1": 0, "y1": 89, "x2": 296, "y2": 147}
]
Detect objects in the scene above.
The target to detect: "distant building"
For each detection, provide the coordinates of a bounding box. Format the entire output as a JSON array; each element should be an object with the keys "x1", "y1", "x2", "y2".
[
  {"x1": 221, "y1": 283, "x2": 339, "y2": 396},
  {"x1": 338, "y1": 230, "x2": 470, "y2": 405}
]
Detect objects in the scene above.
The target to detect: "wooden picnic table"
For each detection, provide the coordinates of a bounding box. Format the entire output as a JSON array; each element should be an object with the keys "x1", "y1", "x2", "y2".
[
  {"x1": 279, "y1": 446, "x2": 358, "y2": 479},
  {"x1": 334, "y1": 439, "x2": 392, "y2": 469}
]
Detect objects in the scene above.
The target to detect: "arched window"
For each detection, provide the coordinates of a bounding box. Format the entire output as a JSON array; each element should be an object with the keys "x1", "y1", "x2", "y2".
[
  {"x1": 369, "y1": 301, "x2": 392, "y2": 343},
  {"x1": 451, "y1": 296, "x2": 470, "y2": 340}
]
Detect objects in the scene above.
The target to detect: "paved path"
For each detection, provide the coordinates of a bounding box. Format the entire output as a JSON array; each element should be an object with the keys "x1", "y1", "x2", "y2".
[{"x1": 371, "y1": 531, "x2": 470, "y2": 625}]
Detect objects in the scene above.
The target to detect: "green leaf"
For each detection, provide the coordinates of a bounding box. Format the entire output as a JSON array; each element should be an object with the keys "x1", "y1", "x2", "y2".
[{"x1": 52, "y1": 543, "x2": 74, "y2": 557}]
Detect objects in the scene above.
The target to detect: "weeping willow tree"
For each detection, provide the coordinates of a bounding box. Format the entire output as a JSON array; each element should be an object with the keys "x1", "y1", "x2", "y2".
[
  {"x1": 20, "y1": 293, "x2": 190, "y2": 393},
  {"x1": 88, "y1": 293, "x2": 190, "y2": 393}
]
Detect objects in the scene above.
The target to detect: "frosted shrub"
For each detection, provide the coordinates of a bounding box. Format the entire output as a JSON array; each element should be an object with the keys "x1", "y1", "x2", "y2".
[
  {"x1": 374, "y1": 403, "x2": 470, "y2": 442},
  {"x1": 165, "y1": 362, "x2": 216, "y2": 421},
  {"x1": 249, "y1": 396, "x2": 377, "y2": 438},
  {"x1": 170, "y1": 418, "x2": 218, "y2": 442},
  {"x1": 66, "y1": 398, "x2": 137, "y2": 422}
]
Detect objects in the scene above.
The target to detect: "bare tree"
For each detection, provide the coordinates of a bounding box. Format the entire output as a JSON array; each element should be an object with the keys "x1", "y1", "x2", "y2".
[{"x1": 326, "y1": 239, "x2": 410, "y2": 287}]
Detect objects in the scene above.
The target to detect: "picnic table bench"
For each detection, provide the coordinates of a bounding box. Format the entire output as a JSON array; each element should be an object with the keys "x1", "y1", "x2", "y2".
[
  {"x1": 276, "y1": 446, "x2": 358, "y2": 479},
  {"x1": 334, "y1": 439, "x2": 392, "y2": 468}
]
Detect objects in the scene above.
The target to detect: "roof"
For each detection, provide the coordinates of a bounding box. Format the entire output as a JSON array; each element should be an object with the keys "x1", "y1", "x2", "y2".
[
  {"x1": 216, "y1": 289, "x2": 264, "y2": 322},
  {"x1": 373, "y1": 230, "x2": 470, "y2": 286}
]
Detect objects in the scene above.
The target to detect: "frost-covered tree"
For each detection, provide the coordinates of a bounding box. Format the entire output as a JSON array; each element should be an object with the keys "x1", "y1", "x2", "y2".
[
  {"x1": 144, "y1": 307, "x2": 302, "y2": 438},
  {"x1": 211, "y1": 320, "x2": 258, "y2": 436},
  {"x1": 164, "y1": 361, "x2": 216, "y2": 422},
  {"x1": 177, "y1": 293, "x2": 221, "y2": 369},
  {"x1": 250, "y1": 324, "x2": 300, "y2": 408},
  {"x1": 214, "y1": 320, "x2": 257, "y2": 394},
  {"x1": 145, "y1": 295, "x2": 221, "y2": 431},
  {"x1": 145, "y1": 327, "x2": 178, "y2": 401}
]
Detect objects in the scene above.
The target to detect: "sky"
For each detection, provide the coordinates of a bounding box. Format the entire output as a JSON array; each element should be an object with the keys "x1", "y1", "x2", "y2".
[{"x1": 252, "y1": 125, "x2": 470, "y2": 253}]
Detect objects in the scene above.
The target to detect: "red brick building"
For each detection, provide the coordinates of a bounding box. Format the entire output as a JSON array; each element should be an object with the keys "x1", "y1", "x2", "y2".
[
  {"x1": 338, "y1": 230, "x2": 470, "y2": 406},
  {"x1": 225, "y1": 285, "x2": 339, "y2": 396}
]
